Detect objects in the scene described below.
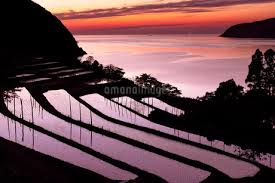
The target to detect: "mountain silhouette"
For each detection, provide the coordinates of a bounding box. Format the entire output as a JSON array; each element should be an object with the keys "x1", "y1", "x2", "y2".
[
  {"x1": 1, "y1": 0, "x2": 85, "y2": 66},
  {"x1": 221, "y1": 18, "x2": 275, "y2": 38}
]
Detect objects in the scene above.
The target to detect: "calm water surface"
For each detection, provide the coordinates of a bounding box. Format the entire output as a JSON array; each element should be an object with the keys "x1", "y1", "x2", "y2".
[
  {"x1": 76, "y1": 34, "x2": 275, "y2": 97},
  {"x1": 5, "y1": 88, "x2": 210, "y2": 183}
]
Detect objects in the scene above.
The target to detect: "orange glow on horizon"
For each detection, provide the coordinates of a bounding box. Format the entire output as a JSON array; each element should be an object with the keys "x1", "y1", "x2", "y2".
[{"x1": 59, "y1": 2, "x2": 275, "y2": 33}]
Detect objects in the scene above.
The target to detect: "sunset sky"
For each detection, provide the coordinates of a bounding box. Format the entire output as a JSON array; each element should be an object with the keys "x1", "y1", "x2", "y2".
[{"x1": 33, "y1": 0, "x2": 275, "y2": 34}]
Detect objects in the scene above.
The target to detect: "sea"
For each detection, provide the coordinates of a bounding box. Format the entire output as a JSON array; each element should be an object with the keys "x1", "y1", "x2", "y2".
[{"x1": 75, "y1": 34, "x2": 275, "y2": 98}]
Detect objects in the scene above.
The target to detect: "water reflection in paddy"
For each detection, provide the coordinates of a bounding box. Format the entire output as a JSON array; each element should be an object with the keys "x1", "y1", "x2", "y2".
[
  {"x1": 141, "y1": 97, "x2": 185, "y2": 116},
  {"x1": 80, "y1": 93, "x2": 275, "y2": 169},
  {"x1": 112, "y1": 97, "x2": 184, "y2": 116},
  {"x1": 113, "y1": 97, "x2": 154, "y2": 117},
  {"x1": 6, "y1": 88, "x2": 210, "y2": 183},
  {"x1": 0, "y1": 113, "x2": 134, "y2": 181},
  {"x1": 44, "y1": 90, "x2": 262, "y2": 178}
]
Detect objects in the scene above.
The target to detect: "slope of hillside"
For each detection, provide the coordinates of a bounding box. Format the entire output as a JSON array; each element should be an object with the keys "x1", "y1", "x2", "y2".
[
  {"x1": 221, "y1": 18, "x2": 275, "y2": 38},
  {"x1": 1, "y1": 0, "x2": 85, "y2": 65}
]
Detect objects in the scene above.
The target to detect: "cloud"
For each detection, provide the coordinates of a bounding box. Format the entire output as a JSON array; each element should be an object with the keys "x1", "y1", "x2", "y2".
[{"x1": 55, "y1": 0, "x2": 275, "y2": 20}]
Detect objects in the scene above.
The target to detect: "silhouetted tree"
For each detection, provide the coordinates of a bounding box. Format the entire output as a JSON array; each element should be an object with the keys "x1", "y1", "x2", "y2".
[
  {"x1": 81, "y1": 56, "x2": 95, "y2": 66},
  {"x1": 162, "y1": 83, "x2": 182, "y2": 96},
  {"x1": 104, "y1": 65, "x2": 125, "y2": 80},
  {"x1": 246, "y1": 49, "x2": 264, "y2": 90},
  {"x1": 234, "y1": 146, "x2": 266, "y2": 161},
  {"x1": 92, "y1": 60, "x2": 99, "y2": 68},
  {"x1": 135, "y1": 74, "x2": 182, "y2": 97},
  {"x1": 81, "y1": 56, "x2": 104, "y2": 73},
  {"x1": 215, "y1": 79, "x2": 244, "y2": 101},
  {"x1": 200, "y1": 79, "x2": 244, "y2": 102},
  {"x1": 246, "y1": 49, "x2": 275, "y2": 95},
  {"x1": 264, "y1": 49, "x2": 275, "y2": 95},
  {"x1": 198, "y1": 92, "x2": 215, "y2": 102},
  {"x1": 135, "y1": 74, "x2": 162, "y2": 88},
  {"x1": 98, "y1": 64, "x2": 103, "y2": 71}
]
